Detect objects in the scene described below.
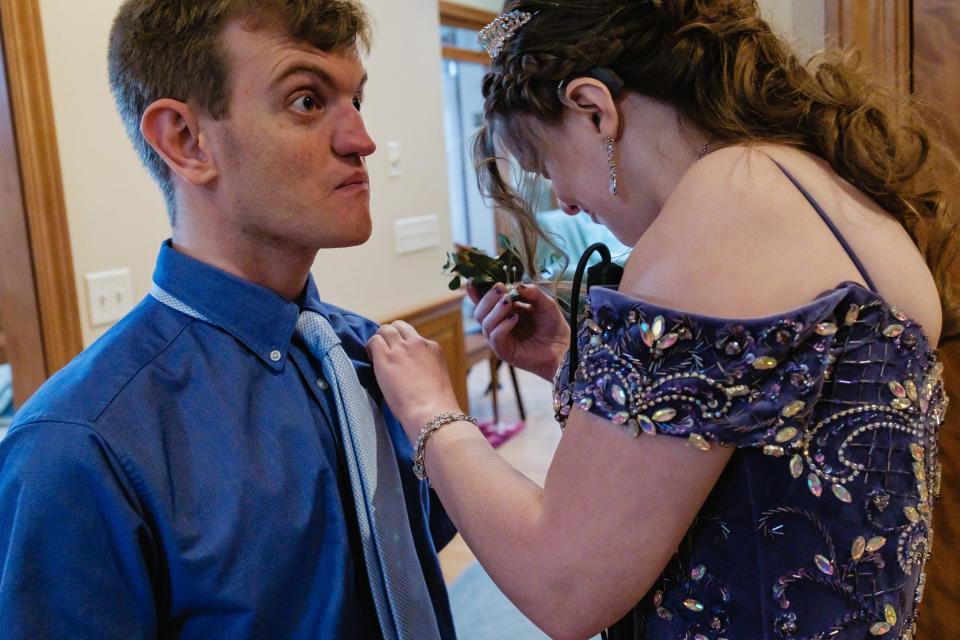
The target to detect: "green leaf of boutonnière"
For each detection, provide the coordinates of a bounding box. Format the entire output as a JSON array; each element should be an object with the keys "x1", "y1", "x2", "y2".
[{"x1": 442, "y1": 241, "x2": 525, "y2": 299}]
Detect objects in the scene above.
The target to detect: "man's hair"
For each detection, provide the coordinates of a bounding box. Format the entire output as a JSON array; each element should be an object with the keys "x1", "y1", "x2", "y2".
[{"x1": 108, "y1": 0, "x2": 371, "y2": 222}]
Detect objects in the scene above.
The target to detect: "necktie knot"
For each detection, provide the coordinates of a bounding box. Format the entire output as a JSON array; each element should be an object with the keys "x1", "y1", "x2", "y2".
[{"x1": 296, "y1": 310, "x2": 342, "y2": 359}]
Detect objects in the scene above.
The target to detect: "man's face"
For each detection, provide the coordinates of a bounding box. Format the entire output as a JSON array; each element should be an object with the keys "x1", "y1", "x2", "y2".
[{"x1": 201, "y1": 20, "x2": 376, "y2": 251}]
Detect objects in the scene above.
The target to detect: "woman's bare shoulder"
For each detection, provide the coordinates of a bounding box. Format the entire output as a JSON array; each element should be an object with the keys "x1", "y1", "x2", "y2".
[{"x1": 620, "y1": 143, "x2": 942, "y2": 342}]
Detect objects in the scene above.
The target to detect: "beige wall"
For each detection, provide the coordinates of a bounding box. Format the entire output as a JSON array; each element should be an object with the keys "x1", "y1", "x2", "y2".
[
  {"x1": 759, "y1": 0, "x2": 827, "y2": 60},
  {"x1": 38, "y1": 0, "x2": 455, "y2": 346}
]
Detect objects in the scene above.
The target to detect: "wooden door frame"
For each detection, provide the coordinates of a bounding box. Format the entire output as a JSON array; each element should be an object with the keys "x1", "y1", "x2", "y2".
[
  {"x1": 824, "y1": 0, "x2": 913, "y2": 95},
  {"x1": 0, "y1": 0, "x2": 82, "y2": 404},
  {"x1": 439, "y1": 1, "x2": 496, "y2": 64}
]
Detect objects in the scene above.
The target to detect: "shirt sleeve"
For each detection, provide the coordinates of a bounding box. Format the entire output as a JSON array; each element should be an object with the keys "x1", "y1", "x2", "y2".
[
  {"x1": 426, "y1": 486, "x2": 457, "y2": 550},
  {"x1": 557, "y1": 288, "x2": 846, "y2": 452},
  {"x1": 0, "y1": 421, "x2": 158, "y2": 639}
]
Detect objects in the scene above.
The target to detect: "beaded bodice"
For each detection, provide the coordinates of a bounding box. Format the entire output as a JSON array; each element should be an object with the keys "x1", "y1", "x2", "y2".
[{"x1": 553, "y1": 282, "x2": 946, "y2": 640}]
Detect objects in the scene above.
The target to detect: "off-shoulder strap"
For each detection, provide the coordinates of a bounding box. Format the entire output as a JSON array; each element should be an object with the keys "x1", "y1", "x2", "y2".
[{"x1": 773, "y1": 161, "x2": 879, "y2": 293}]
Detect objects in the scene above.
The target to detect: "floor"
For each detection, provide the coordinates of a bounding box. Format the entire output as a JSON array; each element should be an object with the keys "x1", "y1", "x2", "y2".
[{"x1": 438, "y1": 362, "x2": 561, "y2": 583}]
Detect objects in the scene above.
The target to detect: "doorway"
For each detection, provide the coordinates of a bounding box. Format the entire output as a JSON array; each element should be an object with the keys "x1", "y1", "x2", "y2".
[{"x1": 0, "y1": 0, "x2": 82, "y2": 426}]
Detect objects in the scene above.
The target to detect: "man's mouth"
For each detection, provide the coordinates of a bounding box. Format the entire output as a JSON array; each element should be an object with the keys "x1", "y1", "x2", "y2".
[{"x1": 336, "y1": 172, "x2": 369, "y2": 190}]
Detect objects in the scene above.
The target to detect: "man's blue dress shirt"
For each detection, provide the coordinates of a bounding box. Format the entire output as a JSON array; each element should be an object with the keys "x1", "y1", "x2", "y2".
[{"x1": 0, "y1": 242, "x2": 457, "y2": 639}]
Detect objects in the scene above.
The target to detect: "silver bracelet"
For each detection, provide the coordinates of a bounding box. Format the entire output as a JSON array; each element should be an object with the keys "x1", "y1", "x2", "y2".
[{"x1": 413, "y1": 411, "x2": 477, "y2": 482}]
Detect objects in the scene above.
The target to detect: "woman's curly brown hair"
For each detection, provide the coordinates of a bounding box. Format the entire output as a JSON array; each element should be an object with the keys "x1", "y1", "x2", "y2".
[{"x1": 474, "y1": 0, "x2": 960, "y2": 340}]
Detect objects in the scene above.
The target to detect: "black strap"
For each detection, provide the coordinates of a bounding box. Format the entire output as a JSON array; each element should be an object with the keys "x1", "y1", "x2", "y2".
[
  {"x1": 568, "y1": 243, "x2": 627, "y2": 640},
  {"x1": 568, "y1": 243, "x2": 624, "y2": 386}
]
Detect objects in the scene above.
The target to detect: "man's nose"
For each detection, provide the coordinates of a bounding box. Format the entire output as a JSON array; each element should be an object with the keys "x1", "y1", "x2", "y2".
[{"x1": 334, "y1": 111, "x2": 377, "y2": 158}]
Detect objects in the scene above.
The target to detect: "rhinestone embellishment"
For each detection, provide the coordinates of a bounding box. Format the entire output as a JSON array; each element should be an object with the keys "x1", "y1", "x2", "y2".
[{"x1": 477, "y1": 10, "x2": 533, "y2": 58}]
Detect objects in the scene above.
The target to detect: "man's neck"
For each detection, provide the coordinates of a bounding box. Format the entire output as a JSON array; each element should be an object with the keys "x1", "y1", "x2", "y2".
[{"x1": 171, "y1": 232, "x2": 317, "y2": 302}]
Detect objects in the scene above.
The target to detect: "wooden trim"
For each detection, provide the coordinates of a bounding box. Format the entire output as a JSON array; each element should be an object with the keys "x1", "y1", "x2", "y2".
[
  {"x1": 824, "y1": 0, "x2": 912, "y2": 96},
  {"x1": 439, "y1": 1, "x2": 497, "y2": 31},
  {"x1": 0, "y1": 9, "x2": 47, "y2": 403},
  {"x1": 381, "y1": 292, "x2": 469, "y2": 412},
  {"x1": 381, "y1": 291, "x2": 465, "y2": 326},
  {"x1": 0, "y1": 0, "x2": 82, "y2": 381},
  {"x1": 441, "y1": 45, "x2": 490, "y2": 65}
]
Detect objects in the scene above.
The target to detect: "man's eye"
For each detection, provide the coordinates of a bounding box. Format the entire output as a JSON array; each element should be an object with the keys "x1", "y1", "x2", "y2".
[
  {"x1": 353, "y1": 96, "x2": 363, "y2": 112},
  {"x1": 292, "y1": 95, "x2": 319, "y2": 113}
]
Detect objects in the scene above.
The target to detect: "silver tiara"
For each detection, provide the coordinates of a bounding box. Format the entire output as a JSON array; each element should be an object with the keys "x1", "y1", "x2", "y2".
[{"x1": 478, "y1": 10, "x2": 534, "y2": 59}]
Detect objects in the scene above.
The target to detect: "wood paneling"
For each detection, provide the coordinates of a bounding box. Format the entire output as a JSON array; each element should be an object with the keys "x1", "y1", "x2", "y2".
[
  {"x1": 381, "y1": 292, "x2": 469, "y2": 412},
  {"x1": 919, "y1": 344, "x2": 960, "y2": 638},
  {"x1": 0, "y1": 18, "x2": 47, "y2": 403},
  {"x1": 824, "y1": 0, "x2": 912, "y2": 95},
  {"x1": 0, "y1": 0, "x2": 82, "y2": 389},
  {"x1": 439, "y1": 1, "x2": 496, "y2": 31},
  {"x1": 913, "y1": 1, "x2": 960, "y2": 149},
  {"x1": 441, "y1": 45, "x2": 489, "y2": 65},
  {"x1": 439, "y1": 3, "x2": 494, "y2": 65},
  {"x1": 825, "y1": 4, "x2": 960, "y2": 636},
  {"x1": 911, "y1": 3, "x2": 960, "y2": 637}
]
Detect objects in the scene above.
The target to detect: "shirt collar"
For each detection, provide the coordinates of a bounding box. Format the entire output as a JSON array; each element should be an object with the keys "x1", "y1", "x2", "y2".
[{"x1": 153, "y1": 240, "x2": 327, "y2": 370}]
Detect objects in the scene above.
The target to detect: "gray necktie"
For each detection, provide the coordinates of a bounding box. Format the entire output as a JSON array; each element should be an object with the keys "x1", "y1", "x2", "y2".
[
  {"x1": 295, "y1": 310, "x2": 442, "y2": 640},
  {"x1": 150, "y1": 286, "x2": 441, "y2": 640}
]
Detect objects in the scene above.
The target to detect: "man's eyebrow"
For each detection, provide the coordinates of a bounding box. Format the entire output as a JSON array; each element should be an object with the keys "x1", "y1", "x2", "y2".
[
  {"x1": 272, "y1": 63, "x2": 335, "y2": 87},
  {"x1": 273, "y1": 63, "x2": 368, "y2": 94}
]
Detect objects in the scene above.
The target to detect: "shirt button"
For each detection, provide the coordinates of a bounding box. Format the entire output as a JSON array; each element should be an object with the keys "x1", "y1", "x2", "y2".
[
  {"x1": 316, "y1": 377, "x2": 329, "y2": 390},
  {"x1": 269, "y1": 350, "x2": 282, "y2": 362}
]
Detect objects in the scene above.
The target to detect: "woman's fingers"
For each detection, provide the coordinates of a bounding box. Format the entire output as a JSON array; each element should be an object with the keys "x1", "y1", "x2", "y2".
[
  {"x1": 516, "y1": 283, "x2": 552, "y2": 308},
  {"x1": 375, "y1": 323, "x2": 402, "y2": 348},
  {"x1": 519, "y1": 283, "x2": 541, "y2": 295},
  {"x1": 390, "y1": 320, "x2": 420, "y2": 341},
  {"x1": 488, "y1": 313, "x2": 521, "y2": 351},
  {"x1": 372, "y1": 321, "x2": 441, "y2": 363},
  {"x1": 366, "y1": 333, "x2": 387, "y2": 358},
  {"x1": 472, "y1": 283, "x2": 506, "y2": 325},
  {"x1": 481, "y1": 292, "x2": 516, "y2": 338}
]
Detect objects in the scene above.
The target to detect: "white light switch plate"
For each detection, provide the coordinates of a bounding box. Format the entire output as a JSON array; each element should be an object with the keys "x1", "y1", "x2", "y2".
[
  {"x1": 387, "y1": 141, "x2": 402, "y2": 178},
  {"x1": 394, "y1": 214, "x2": 440, "y2": 255},
  {"x1": 85, "y1": 268, "x2": 134, "y2": 327}
]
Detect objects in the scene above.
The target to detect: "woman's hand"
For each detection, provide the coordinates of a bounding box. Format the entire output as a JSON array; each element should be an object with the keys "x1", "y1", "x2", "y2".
[
  {"x1": 469, "y1": 281, "x2": 570, "y2": 381},
  {"x1": 366, "y1": 321, "x2": 463, "y2": 440}
]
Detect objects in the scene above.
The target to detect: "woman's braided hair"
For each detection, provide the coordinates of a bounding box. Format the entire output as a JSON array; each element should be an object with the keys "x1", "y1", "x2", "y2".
[{"x1": 474, "y1": 0, "x2": 960, "y2": 339}]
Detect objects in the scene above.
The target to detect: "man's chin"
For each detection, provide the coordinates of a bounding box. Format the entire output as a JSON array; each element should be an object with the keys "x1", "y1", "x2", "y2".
[{"x1": 317, "y1": 225, "x2": 373, "y2": 250}]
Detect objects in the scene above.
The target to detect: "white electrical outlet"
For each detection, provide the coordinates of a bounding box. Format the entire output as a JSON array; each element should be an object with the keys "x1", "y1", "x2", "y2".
[
  {"x1": 85, "y1": 269, "x2": 134, "y2": 327},
  {"x1": 394, "y1": 214, "x2": 440, "y2": 255}
]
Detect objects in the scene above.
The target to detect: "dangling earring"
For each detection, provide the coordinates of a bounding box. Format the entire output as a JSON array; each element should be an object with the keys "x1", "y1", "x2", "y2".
[{"x1": 604, "y1": 136, "x2": 618, "y2": 195}]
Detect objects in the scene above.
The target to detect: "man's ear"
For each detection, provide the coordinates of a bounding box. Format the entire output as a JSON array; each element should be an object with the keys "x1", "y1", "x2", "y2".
[
  {"x1": 560, "y1": 77, "x2": 621, "y2": 140},
  {"x1": 140, "y1": 99, "x2": 218, "y2": 186}
]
